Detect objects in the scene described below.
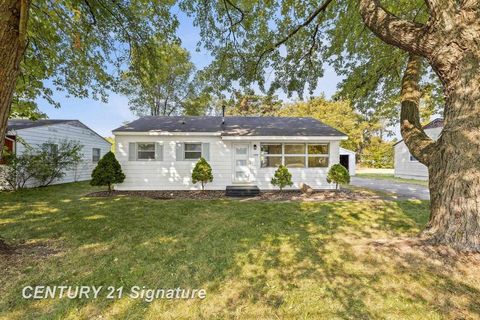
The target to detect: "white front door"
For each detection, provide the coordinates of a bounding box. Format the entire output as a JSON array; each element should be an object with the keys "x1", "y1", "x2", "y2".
[{"x1": 233, "y1": 143, "x2": 251, "y2": 183}]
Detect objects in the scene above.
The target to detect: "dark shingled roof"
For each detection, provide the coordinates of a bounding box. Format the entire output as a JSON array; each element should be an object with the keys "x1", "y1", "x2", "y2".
[
  {"x1": 423, "y1": 118, "x2": 444, "y2": 129},
  {"x1": 113, "y1": 116, "x2": 347, "y2": 137},
  {"x1": 7, "y1": 119, "x2": 75, "y2": 131}
]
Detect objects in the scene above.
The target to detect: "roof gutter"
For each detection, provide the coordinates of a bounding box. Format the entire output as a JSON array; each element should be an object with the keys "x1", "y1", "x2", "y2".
[
  {"x1": 221, "y1": 135, "x2": 348, "y2": 141},
  {"x1": 112, "y1": 131, "x2": 222, "y2": 136}
]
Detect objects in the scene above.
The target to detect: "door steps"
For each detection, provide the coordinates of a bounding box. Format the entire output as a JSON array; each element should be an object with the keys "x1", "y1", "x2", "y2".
[{"x1": 226, "y1": 185, "x2": 260, "y2": 197}]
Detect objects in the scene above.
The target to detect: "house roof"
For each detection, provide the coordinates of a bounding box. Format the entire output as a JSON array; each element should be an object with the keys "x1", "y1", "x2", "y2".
[
  {"x1": 423, "y1": 118, "x2": 444, "y2": 129},
  {"x1": 112, "y1": 116, "x2": 347, "y2": 137},
  {"x1": 393, "y1": 118, "x2": 444, "y2": 146},
  {"x1": 7, "y1": 119, "x2": 111, "y2": 145},
  {"x1": 7, "y1": 119, "x2": 75, "y2": 131}
]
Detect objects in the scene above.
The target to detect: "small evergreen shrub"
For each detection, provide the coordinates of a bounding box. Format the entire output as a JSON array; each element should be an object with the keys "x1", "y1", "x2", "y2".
[
  {"x1": 192, "y1": 157, "x2": 213, "y2": 190},
  {"x1": 327, "y1": 164, "x2": 350, "y2": 189},
  {"x1": 271, "y1": 165, "x2": 293, "y2": 190},
  {"x1": 91, "y1": 151, "x2": 125, "y2": 192}
]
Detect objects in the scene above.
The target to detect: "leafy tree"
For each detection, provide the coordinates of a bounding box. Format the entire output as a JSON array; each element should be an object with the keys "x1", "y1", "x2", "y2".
[
  {"x1": 183, "y1": 0, "x2": 480, "y2": 251},
  {"x1": 222, "y1": 89, "x2": 283, "y2": 116},
  {"x1": 327, "y1": 164, "x2": 350, "y2": 190},
  {"x1": 119, "y1": 42, "x2": 207, "y2": 116},
  {"x1": 280, "y1": 97, "x2": 367, "y2": 152},
  {"x1": 91, "y1": 151, "x2": 125, "y2": 192},
  {"x1": 191, "y1": 157, "x2": 213, "y2": 191},
  {"x1": 271, "y1": 165, "x2": 293, "y2": 191},
  {"x1": 0, "y1": 0, "x2": 178, "y2": 157},
  {"x1": 360, "y1": 137, "x2": 394, "y2": 169}
]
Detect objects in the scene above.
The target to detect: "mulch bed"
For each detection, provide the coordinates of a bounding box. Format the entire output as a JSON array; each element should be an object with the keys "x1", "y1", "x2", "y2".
[{"x1": 87, "y1": 188, "x2": 381, "y2": 202}]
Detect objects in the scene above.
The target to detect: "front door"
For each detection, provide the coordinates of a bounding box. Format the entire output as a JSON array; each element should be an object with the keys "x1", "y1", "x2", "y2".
[{"x1": 233, "y1": 144, "x2": 251, "y2": 183}]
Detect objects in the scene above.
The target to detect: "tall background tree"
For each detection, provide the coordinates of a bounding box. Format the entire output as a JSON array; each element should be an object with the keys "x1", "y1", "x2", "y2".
[
  {"x1": 181, "y1": 0, "x2": 480, "y2": 251},
  {"x1": 0, "y1": 0, "x2": 178, "y2": 155},
  {"x1": 119, "y1": 41, "x2": 210, "y2": 116}
]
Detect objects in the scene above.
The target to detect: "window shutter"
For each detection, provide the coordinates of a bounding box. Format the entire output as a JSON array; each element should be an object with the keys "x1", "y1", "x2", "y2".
[
  {"x1": 129, "y1": 143, "x2": 137, "y2": 161},
  {"x1": 155, "y1": 143, "x2": 163, "y2": 161},
  {"x1": 176, "y1": 143, "x2": 184, "y2": 161},
  {"x1": 202, "y1": 143, "x2": 210, "y2": 161}
]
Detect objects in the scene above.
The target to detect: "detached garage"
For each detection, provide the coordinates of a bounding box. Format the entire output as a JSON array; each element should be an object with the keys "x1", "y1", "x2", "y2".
[{"x1": 339, "y1": 147, "x2": 356, "y2": 176}]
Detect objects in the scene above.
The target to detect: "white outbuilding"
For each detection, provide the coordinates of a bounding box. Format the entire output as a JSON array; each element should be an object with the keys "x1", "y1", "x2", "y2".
[{"x1": 339, "y1": 147, "x2": 356, "y2": 176}]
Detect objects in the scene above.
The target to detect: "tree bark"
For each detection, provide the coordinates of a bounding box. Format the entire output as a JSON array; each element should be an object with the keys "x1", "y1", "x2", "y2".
[
  {"x1": 424, "y1": 51, "x2": 480, "y2": 251},
  {"x1": 0, "y1": 0, "x2": 29, "y2": 159},
  {"x1": 360, "y1": 0, "x2": 480, "y2": 251}
]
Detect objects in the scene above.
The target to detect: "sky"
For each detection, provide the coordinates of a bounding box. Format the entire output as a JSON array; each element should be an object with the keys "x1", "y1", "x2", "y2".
[{"x1": 36, "y1": 11, "x2": 343, "y2": 138}]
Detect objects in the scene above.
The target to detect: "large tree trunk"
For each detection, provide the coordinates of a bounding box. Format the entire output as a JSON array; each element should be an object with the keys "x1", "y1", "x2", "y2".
[
  {"x1": 0, "y1": 0, "x2": 29, "y2": 158},
  {"x1": 424, "y1": 54, "x2": 480, "y2": 251},
  {"x1": 360, "y1": 0, "x2": 480, "y2": 251},
  {"x1": 400, "y1": 52, "x2": 480, "y2": 251}
]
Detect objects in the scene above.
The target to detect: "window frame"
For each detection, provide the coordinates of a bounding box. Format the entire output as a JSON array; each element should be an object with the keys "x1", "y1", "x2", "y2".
[
  {"x1": 183, "y1": 142, "x2": 203, "y2": 160},
  {"x1": 260, "y1": 143, "x2": 330, "y2": 168},
  {"x1": 136, "y1": 142, "x2": 156, "y2": 160},
  {"x1": 92, "y1": 148, "x2": 101, "y2": 163}
]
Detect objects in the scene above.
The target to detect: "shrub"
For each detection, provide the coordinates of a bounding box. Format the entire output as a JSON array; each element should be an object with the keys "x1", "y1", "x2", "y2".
[
  {"x1": 33, "y1": 140, "x2": 83, "y2": 186},
  {"x1": 91, "y1": 151, "x2": 125, "y2": 192},
  {"x1": 191, "y1": 157, "x2": 213, "y2": 190},
  {"x1": 271, "y1": 165, "x2": 293, "y2": 190},
  {"x1": 327, "y1": 164, "x2": 350, "y2": 189},
  {"x1": 1, "y1": 152, "x2": 40, "y2": 190},
  {"x1": 1, "y1": 139, "x2": 83, "y2": 190}
]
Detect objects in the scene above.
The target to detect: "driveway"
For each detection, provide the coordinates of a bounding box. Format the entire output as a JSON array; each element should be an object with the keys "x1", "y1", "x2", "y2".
[{"x1": 350, "y1": 177, "x2": 430, "y2": 200}]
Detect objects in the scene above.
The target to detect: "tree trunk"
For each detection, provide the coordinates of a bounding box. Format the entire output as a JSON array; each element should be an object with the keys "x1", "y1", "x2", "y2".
[
  {"x1": 400, "y1": 53, "x2": 480, "y2": 251},
  {"x1": 360, "y1": 0, "x2": 480, "y2": 251},
  {"x1": 0, "y1": 0, "x2": 28, "y2": 159},
  {"x1": 423, "y1": 55, "x2": 480, "y2": 251}
]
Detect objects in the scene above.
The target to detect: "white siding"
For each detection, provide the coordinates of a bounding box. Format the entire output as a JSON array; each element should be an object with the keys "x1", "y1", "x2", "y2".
[
  {"x1": 115, "y1": 135, "x2": 342, "y2": 190},
  {"x1": 394, "y1": 127, "x2": 442, "y2": 180},
  {"x1": 14, "y1": 122, "x2": 111, "y2": 187}
]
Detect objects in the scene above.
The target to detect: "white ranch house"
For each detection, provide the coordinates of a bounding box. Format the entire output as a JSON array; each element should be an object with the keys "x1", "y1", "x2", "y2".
[
  {"x1": 394, "y1": 118, "x2": 443, "y2": 180},
  {"x1": 113, "y1": 116, "x2": 351, "y2": 192},
  {"x1": 1, "y1": 119, "x2": 111, "y2": 188}
]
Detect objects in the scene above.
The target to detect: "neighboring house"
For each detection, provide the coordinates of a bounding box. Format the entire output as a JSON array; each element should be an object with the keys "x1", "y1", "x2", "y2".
[
  {"x1": 394, "y1": 118, "x2": 444, "y2": 180},
  {"x1": 113, "y1": 115, "x2": 348, "y2": 191},
  {"x1": 1, "y1": 119, "x2": 111, "y2": 187}
]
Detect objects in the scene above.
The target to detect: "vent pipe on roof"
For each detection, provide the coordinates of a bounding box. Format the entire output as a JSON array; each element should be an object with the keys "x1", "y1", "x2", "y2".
[{"x1": 222, "y1": 105, "x2": 226, "y2": 124}]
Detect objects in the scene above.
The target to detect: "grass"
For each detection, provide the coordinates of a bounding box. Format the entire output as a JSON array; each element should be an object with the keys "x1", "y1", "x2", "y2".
[
  {"x1": 356, "y1": 173, "x2": 429, "y2": 186},
  {"x1": 1, "y1": 182, "x2": 479, "y2": 319}
]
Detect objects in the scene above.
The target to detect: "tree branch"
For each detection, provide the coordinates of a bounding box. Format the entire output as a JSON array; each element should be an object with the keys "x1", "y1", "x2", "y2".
[
  {"x1": 400, "y1": 54, "x2": 436, "y2": 166},
  {"x1": 359, "y1": 0, "x2": 436, "y2": 58},
  {"x1": 255, "y1": 0, "x2": 334, "y2": 73},
  {"x1": 18, "y1": 0, "x2": 29, "y2": 52}
]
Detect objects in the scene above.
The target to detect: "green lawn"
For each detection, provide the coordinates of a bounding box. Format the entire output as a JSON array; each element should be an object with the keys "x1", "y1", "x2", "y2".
[
  {"x1": 1, "y1": 182, "x2": 478, "y2": 319},
  {"x1": 356, "y1": 173, "x2": 429, "y2": 186}
]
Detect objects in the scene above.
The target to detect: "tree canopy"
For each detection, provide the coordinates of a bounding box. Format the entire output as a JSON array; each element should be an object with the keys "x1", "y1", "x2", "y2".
[
  {"x1": 13, "y1": 0, "x2": 178, "y2": 119},
  {"x1": 179, "y1": 0, "x2": 443, "y2": 126}
]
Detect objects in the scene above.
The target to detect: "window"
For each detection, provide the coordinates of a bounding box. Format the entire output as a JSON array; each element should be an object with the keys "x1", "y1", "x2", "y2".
[
  {"x1": 410, "y1": 154, "x2": 419, "y2": 162},
  {"x1": 137, "y1": 143, "x2": 156, "y2": 160},
  {"x1": 261, "y1": 144, "x2": 282, "y2": 168},
  {"x1": 260, "y1": 143, "x2": 329, "y2": 168},
  {"x1": 307, "y1": 144, "x2": 329, "y2": 168},
  {"x1": 92, "y1": 148, "x2": 101, "y2": 162},
  {"x1": 184, "y1": 143, "x2": 202, "y2": 160}
]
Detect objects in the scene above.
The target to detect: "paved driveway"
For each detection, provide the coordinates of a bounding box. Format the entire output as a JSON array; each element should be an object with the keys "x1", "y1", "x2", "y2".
[{"x1": 350, "y1": 177, "x2": 430, "y2": 200}]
